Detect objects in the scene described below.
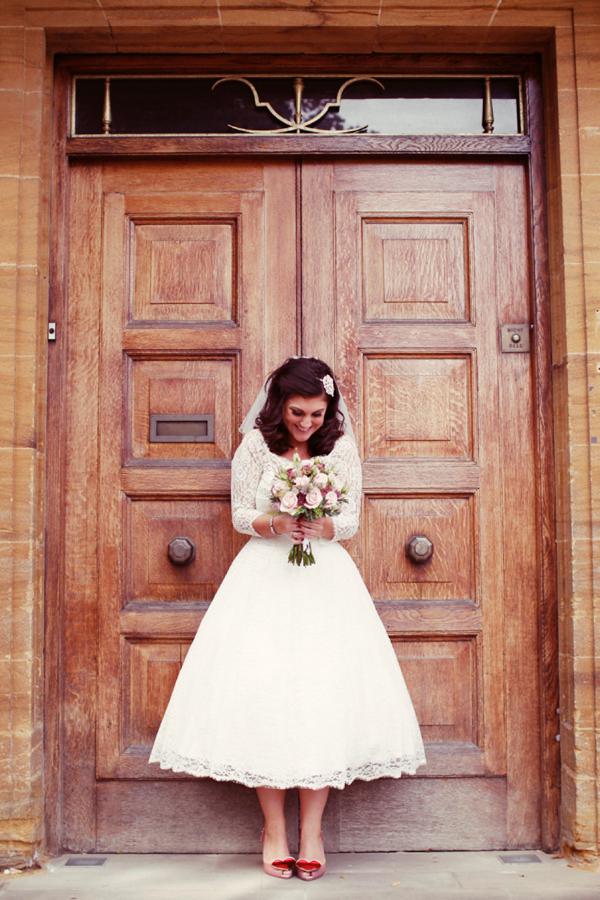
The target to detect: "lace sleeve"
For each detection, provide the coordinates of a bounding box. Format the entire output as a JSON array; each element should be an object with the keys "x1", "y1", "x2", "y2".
[
  {"x1": 231, "y1": 430, "x2": 265, "y2": 537},
  {"x1": 329, "y1": 436, "x2": 362, "y2": 542}
]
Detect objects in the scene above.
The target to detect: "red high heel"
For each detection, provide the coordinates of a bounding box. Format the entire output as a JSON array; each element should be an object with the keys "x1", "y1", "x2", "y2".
[
  {"x1": 260, "y1": 830, "x2": 295, "y2": 879},
  {"x1": 296, "y1": 832, "x2": 326, "y2": 881}
]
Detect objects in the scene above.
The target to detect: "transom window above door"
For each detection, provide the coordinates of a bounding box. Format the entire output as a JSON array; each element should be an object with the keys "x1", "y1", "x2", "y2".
[{"x1": 72, "y1": 74, "x2": 524, "y2": 137}]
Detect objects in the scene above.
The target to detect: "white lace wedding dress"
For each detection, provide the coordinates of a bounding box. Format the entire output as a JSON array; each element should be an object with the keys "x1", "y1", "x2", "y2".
[{"x1": 149, "y1": 429, "x2": 426, "y2": 789}]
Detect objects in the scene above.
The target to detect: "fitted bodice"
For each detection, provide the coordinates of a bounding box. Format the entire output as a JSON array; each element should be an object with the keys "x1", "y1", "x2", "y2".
[{"x1": 230, "y1": 429, "x2": 362, "y2": 542}]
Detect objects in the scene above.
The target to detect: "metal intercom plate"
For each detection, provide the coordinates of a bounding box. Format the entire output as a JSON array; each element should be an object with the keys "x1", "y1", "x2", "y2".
[{"x1": 501, "y1": 324, "x2": 531, "y2": 352}]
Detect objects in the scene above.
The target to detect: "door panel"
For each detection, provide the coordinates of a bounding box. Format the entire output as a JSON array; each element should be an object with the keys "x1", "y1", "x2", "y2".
[
  {"x1": 63, "y1": 158, "x2": 299, "y2": 849},
  {"x1": 61, "y1": 158, "x2": 542, "y2": 852},
  {"x1": 302, "y1": 160, "x2": 540, "y2": 848}
]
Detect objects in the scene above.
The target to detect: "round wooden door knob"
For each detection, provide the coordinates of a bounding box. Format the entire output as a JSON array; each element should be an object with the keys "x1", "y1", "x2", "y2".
[
  {"x1": 168, "y1": 537, "x2": 196, "y2": 566},
  {"x1": 405, "y1": 534, "x2": 434, "y2": 564}
]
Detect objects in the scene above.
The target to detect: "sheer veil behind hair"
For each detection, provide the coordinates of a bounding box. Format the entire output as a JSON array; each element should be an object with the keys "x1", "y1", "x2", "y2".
[{"x1": 239, "y1": 358, "x2": 356, "y2": 446}]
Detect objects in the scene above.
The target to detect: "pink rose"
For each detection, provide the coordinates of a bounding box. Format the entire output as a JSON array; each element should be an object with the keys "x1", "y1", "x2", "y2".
[
  {"x1": 324, "y1": 491, "x2": 338, "y2": 508},
  {"x1": 280, "y1": 491, "x2": 299, "y2": 513},
  {"x1": 313, "y1": 472, "x2": 328, "y2": 489},
  {"x1": 304, "y1": 488, "x2": 323, "y2": 509},
  {"x1": 294, "y1": 475, "x2": 310, "y2": 490}
]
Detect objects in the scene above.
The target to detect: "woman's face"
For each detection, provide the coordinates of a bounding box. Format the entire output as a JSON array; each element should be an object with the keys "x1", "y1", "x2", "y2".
[{"x1": 282, "y1": 394, "x2": 328, "y2": 445}]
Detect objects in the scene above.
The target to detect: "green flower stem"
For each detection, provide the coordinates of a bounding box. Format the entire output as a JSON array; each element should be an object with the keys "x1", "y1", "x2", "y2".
[{"x1": 287, "y1": 542, "x2": 316, "y2": 567}]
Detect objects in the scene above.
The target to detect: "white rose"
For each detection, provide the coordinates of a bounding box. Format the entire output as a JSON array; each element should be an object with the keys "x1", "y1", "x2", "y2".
[
  {"x1": 272, "y1": 478, "x2": 289, "y2": 498},
  {"x1": 324, "y1": 491, "x2": 338, "y2": 508},
  {"x1": 280, "y1": 491, "x2": 299, "y2": 513},
  {"x1": 294, "y1": 475, "x2": 310, "y2": 490},
  {"x1": 304, "y1": 488, "x2": 323, "y2": 510},
  {"x1": 313, "y1": 472, "x2": 328, "y2": 489}
]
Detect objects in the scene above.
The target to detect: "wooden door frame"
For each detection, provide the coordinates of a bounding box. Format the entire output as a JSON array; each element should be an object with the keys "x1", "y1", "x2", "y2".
[{"x1": 45, "y1": 52, "x2": 558, "y2": 853}]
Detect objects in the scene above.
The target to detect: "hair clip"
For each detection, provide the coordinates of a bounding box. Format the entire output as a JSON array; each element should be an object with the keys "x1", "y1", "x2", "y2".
[{"x1": 321, "y1": 374, "x2": 335, "y2": 396}]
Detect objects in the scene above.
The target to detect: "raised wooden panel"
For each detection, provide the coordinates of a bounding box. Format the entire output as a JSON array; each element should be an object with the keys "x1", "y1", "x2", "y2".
[
  {"x1": 124, "y1": 639, "x2": 192, "y2": 747},
  {"x1": 364, "y1": 355, "x2": 474, "y2": 460},
  {"x1": 392, "y1": 638, "x2": 477, "y2": 744},
  {"x1": 362, "y1": 218, "x2": 469, "y2": 321},
  {"x1": 333, "y1": 777, "x2": 507, "y2": 851},
  {"x1": 130, "y1": 220, "x2": 236, "y2": 324},
  {"x1": 126, "y1": 355, "x2": 234, "y2": 462},
  {"x1": 365, "y1": 496, "x2": 474, "y2": 601},
  {"x1": 126, "y1": 498, "x2": 234, "y2": 604}
]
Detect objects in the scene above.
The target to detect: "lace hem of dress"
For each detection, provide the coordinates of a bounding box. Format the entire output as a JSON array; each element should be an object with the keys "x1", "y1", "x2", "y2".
[{"x1": 148, "y1": 750, "x2": 426, "y2": 790}]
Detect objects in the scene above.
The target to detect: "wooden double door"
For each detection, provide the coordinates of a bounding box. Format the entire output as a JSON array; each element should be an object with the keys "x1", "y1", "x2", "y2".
[{"x1": 59, "y1": 156, "x2": 544, "y2": 852}]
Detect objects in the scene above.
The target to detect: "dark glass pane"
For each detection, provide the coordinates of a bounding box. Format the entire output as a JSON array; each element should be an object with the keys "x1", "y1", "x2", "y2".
[
  {"x1": 74, "y1": 75, "x2": 521, "y2": 136},
  {"x1": 110, "y1": 78, "x2": 280, "y2": 134},
  {"x1": 74, "y1": 78, "x2": 105, "y2": 135}
]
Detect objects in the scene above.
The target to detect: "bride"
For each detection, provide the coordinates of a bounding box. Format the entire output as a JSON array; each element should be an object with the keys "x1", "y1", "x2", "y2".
[{"x1": 150, "y1": 356, "x2": 425, "y2": 880}]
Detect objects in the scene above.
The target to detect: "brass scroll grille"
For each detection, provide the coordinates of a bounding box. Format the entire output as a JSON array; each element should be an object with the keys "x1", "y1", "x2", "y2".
[{"x1": 211, "y1": 75, "x2": 384, "y2": 134}]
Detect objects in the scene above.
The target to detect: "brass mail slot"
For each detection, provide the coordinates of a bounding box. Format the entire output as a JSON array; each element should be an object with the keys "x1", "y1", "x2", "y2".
[{"x1": 149, "y1": 414, "x2": 215, "y2": 443}]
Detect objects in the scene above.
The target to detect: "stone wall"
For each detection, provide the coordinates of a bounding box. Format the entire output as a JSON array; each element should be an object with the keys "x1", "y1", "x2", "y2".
[
  {"x1": 0, "y1": 18, "x2": 46, "y2": 870},
  {"x1": 0, "y1": 0, "x2": 599, "y2": 868}
]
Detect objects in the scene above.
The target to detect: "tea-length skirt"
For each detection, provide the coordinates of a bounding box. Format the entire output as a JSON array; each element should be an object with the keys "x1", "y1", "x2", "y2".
[{"x1": 149, "y1": 533, "x2": 426, "y2": 790}]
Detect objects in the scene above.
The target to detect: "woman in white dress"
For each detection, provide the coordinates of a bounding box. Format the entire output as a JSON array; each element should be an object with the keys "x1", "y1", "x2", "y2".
[{"x1": 149, "y1": 357, "x2": 425, "y2": 880}]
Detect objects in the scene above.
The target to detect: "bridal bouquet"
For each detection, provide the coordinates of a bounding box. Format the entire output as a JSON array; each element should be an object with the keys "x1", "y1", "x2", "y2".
[{"x1": 270, "y1": 452, "x2": 348, "y2": 566}]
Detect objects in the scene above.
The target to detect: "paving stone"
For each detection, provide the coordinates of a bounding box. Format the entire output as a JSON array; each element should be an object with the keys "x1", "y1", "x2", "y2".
[{"x1": 0, "y1": 852, "x2": 598, "y2": 900}]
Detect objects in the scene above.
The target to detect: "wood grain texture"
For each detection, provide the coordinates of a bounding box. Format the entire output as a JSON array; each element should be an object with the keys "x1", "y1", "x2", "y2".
[
  {"x1": 392, "y1": 637, "x2": 478, "y2": 744},
  {"x1": 377, "y1": 602, "x2": 482, "y2": 634},
  {"x1": 263, "y1": 163, "x2": 298, "y2": 373},
  {"x1": 365, "y1": 495, "x2": 474, "y2": 601},
  {"x1": 120, "y1": 468, "x2": 231, "y2": 494},
  {"x1": 328, "y1": 777, "x2": 507, "y2": 851},
  {"x1": 120, "y1": 609, "x2": 205, "y2": 637},
  {"x1": 527, "y1": 64, "x2": 560, "y2": 851},
  {"x1": 44, "y1": 62, "x2": 71, "y2": 856},
  {"x1": 96, "y1": 189, "x2": 128, "y2": 781},
  {"x1": 363, "y1": 218, "x2": 469, "y2": 320},
  {"x1": 364, "y1": 355, "x2": 473, "y2": 461},
  {"x1": 126, "y1": 355, "x2": 235, "y2": 462},
  {"x1": 494, "y1": 162, "x2": 542, "y2": 848},
  {"x1": 469, "y1": 189, "x2": 507, "y2": 778},
  {"x1": 57, "y1": 51, "x2": 542, "y2": 78},
  {"x1": 301, "y1": 162, "x2": 335, "y2": 363},
  {"x1": 62, "y1": 161, "x2": 103, "y2": 850},
  {"x1": 66, "y1": 135, "x2": 532, "y2": 157},
  {"x1": 122, "y1": 333, "x2": 242, "y2": 356},
  {"x1": 96, "y1": 781, "x2": 297, "y2": 853},
  {"x1": 362, "y1": 463, "x2": 480, "y2": 492},
  {"x1": 102, "y1": 159, "x2": 265, "y2": 193},
  {"x1": 126, "y1": 498, "x2": 233, "y2": 604},
  {"x1": 124, "y1": 640, "x2": 191, "y2": 747},
  {"x1": 132, "y1": 220, "x2": 236, "y2": 323}
]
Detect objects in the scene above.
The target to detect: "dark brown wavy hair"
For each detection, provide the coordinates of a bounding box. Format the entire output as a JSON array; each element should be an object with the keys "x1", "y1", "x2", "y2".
[{"x1": 256, "y1": 357, "x2": 345, "y2": 456}]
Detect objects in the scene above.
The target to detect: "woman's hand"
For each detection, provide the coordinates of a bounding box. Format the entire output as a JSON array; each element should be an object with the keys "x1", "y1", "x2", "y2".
[
  {"x1": 273, "y1": 514, "x2": 305, "y2": 544},
  {"x1": 296, "y1": 516, "x2": 334, "y2": 542}
]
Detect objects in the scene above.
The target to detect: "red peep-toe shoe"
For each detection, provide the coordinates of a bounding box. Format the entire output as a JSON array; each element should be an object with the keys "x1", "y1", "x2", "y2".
[
  {"x1": 296, "y1": 832, "x2": 326, "y2": 881},
  {"x1": 260, "y1": 830, "x2": 295, "y2": 879}
]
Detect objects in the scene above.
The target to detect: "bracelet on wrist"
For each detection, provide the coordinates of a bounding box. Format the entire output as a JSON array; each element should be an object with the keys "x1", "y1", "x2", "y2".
[{"x1": 269, "y1": 515, "x2": 278, "y2": 536}]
